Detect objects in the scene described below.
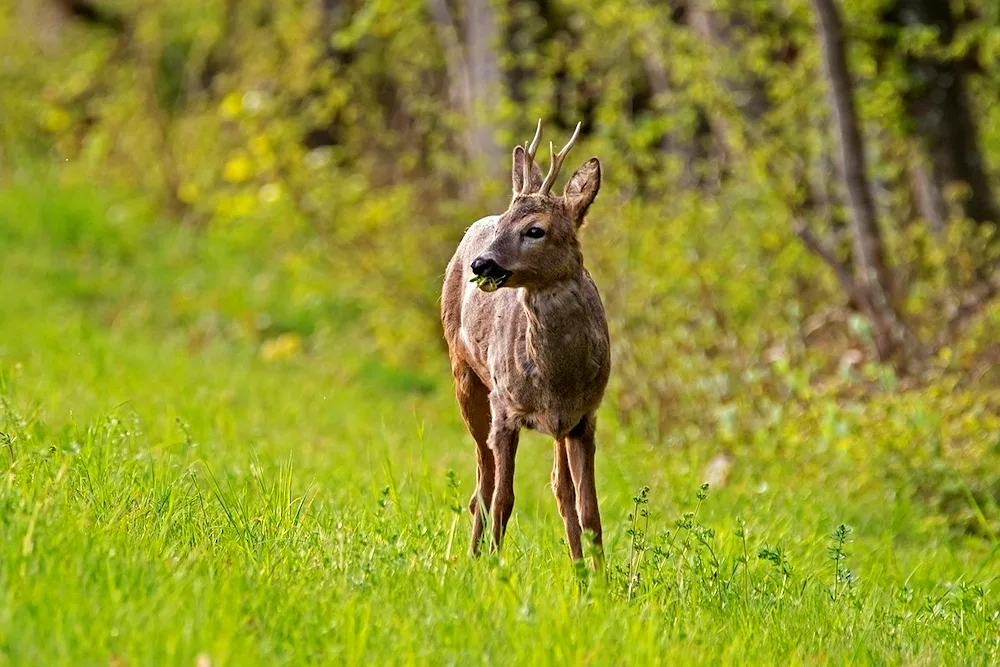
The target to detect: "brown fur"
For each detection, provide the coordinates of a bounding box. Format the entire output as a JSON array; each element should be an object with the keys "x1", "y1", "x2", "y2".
[{"x1": 440, "y1": 124, "x2": 610, "y2": 564}]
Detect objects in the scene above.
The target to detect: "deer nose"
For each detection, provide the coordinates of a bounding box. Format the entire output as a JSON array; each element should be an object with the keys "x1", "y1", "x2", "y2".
[
  {"x1": 470, "y1": 257, "x2": 491, "y2": 275},
  {"x1": 471, "y1": 257, "x2": 508, "y2": 279}
]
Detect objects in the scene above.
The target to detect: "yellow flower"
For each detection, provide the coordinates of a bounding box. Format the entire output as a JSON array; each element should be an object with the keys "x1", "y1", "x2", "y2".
[
  {"x1": 219, "y1": 93, "x2": 242, "y2": 119},
  {"x1": 223, "y1": 154, "x2": 254, "y2": 183},
  {"x1": 259, "y1": 333, "x2": 302, "y2": 362}
]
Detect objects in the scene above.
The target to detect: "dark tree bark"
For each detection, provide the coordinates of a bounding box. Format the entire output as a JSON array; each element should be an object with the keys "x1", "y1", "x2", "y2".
[
  {"x1": 53, "y1": 0, "x2": 126, "y2": 32},
  {"x1": 199, "y1": 0, "x2": 239, "y2": 91},
  {"x1": 881, "y1": 0, "x2": 999, "y2": 227},
  {"x1": 810, "y1": 0, "x2": 912, "y2": 363}
]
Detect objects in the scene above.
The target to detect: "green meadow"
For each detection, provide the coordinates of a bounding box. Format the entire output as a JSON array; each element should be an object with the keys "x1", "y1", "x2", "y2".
[{"x1": 2, "y1": 176, "x2": 1000, "y2": 666}]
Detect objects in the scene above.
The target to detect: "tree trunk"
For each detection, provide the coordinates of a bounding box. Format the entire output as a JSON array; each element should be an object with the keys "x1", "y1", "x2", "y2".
[
  {"x1": 909, "y1": 154, "x2": 946, "y2": 235},
  {"x1": 465, "y1": 0, "x2": 502, "y2": 168},
  {"x1": 810, "y1": 0, "x2": 911, "y2": 363},
  {"x1": 883, "y1": 0, "x2": 999, "y2": 228},
  {"x1": 426, "y1": 0, "x2": 501, "y2": 190}
]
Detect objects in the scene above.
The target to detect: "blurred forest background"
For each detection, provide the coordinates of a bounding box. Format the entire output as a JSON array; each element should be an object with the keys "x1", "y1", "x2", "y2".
[
  {"x1": 6, "y1": 2, "x2": 1000, "y2": 661},
  {"x1": 3, "y1": 0, "x2": 1000, "y2": 521}
]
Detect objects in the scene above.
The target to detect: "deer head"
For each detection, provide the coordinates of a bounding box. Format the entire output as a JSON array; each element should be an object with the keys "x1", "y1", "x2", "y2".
[{"x1": 470, "y1": 120, "x2": 601, "y2": 291}]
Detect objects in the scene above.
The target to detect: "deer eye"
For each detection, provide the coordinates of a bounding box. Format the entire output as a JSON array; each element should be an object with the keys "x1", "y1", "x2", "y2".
[{"x1": 524, "y1": 226, "x2": 545, "y2": 239}]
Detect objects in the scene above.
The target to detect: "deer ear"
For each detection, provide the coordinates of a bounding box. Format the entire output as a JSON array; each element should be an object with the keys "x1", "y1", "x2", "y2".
[
  {"x1": 512, "y1": 145, "x2": 543, "y2": 196},
  {"x1": 563, "y1": 157, "x2": 601, "y2": 223}
]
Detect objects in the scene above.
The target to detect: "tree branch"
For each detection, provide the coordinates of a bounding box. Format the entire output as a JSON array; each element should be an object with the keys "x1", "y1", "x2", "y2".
[
  {"x1": 795, "y1": 222, "x2": 863, "y2": 307},
  {"x1": 942, "y1": 258, "x2": 1000, "y2": 344}
]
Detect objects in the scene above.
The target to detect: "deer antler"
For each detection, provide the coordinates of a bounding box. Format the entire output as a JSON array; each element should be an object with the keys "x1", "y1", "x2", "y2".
[
  {"x1": 538, "y1": 122, "x2": 582, "y2": 195},
  {"x1": 519, "y1": 119, "x2": 544, "y2": 196}
]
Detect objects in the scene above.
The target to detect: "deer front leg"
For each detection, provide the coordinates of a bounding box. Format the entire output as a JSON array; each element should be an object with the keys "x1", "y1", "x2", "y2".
[
  {"x1": 452, "y1": 365, "x2": 493, "y2": 556},
  {"x1": 488, "y1": 419, "x2": 520, "y2": 554},
  {"x1": 553, "y1": 439, "x2": 583, "y2": 560},
  {"x1": 566, "y1": 413, "x2": 604, "y2": 571},
  {"x1": 469, "y1": 437, "x2": 495, "y2": 555}
]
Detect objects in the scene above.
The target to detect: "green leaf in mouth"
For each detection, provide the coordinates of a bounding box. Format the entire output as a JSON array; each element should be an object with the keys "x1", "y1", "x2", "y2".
[{"x1": 469, "y1": 275, "x2": 501, "y2": 292}]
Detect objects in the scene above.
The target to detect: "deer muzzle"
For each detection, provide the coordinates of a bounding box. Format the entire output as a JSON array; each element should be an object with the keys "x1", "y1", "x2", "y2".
[{"x1": 470, "y1": 257, "x2": 512, "y2": 290}]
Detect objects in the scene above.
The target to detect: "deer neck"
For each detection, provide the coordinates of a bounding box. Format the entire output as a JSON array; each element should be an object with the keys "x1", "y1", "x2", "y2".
[{"x1": 519, "y1": 269, "x2": 591, "y2": 374}]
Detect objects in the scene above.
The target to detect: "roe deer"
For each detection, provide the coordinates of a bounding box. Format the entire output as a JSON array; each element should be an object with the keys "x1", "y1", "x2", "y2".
[{"x1": 440, "y1": 120, "x2": 610, "y2": 564}]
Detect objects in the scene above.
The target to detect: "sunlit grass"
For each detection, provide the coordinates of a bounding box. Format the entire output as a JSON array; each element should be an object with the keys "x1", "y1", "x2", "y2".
[{"x1": 1, "y1": 183, "x2": 999, "y2": 665}]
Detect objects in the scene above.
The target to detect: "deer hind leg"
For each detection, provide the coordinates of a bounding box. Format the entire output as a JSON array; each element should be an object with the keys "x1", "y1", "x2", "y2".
[
  {"x1": 553, "y1": 439, "x2": 583, "y2": 560},
  {"x1": 454, "y1": 365, "x2": 493, "y2": 556},
  {"x1": 565, "y1": 413, "x2": 604, "y2": 570}
]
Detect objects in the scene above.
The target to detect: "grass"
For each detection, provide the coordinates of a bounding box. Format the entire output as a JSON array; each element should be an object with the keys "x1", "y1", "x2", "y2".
[{"x1": 1, "y1": 180, "x2": 1000, "y2": 666}]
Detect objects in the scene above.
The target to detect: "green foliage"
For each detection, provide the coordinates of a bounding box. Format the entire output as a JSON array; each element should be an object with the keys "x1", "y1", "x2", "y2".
[
  {"x1": 2, "y1": 0, "x2": 999, "y2": 395},
  {"x1": 0, "y1": 0, "x2": 1000, "y2": 658},
  {"x1": 1, "y1": 176, "x2": 1000, "y2": 664}
]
